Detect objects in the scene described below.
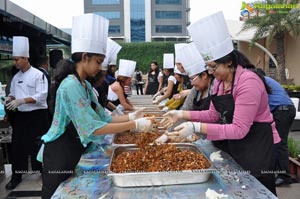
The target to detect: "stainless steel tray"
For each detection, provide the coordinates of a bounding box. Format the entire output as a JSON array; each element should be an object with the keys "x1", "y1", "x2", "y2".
[{"x1": 108, "y1": 143, "x2": 215, "y2": 187}]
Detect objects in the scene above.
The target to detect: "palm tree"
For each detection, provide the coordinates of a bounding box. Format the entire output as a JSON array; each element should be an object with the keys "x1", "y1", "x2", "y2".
[{"x1": 241, "y1": 0, "x2": 300, "y2": 83}]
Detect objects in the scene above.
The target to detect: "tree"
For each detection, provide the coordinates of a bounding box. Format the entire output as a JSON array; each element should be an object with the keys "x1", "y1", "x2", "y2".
[{"x1": 241, "y1": 0, "x2": 300, "y2": 83}]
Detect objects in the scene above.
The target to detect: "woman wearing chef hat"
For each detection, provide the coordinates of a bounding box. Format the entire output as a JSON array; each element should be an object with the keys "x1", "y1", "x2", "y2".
[
  {"x1": 178, "y1": 42, "x2": 214, "y2": 111},
  {"x1": 161, "y1": 65, "x2": 187, "y2": 111},
  {"x1": 152, "y1": 54, "x2": 178, "y2": 106},
  {"x1": 107, "y1": 59, "x2": 136, "y2": 111},
  {"x1": 37, "y1": 14, "x2": 152, "y2": 198},
  {"x1": 158, "y1": 11, "x2": 279, "y2": 195}
]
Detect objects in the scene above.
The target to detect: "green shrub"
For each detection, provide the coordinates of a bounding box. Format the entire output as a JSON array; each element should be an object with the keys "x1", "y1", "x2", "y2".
[
  {"x1": 117, "y1": 42, "x2": 176, "y2": 73},
  {"x1": 288, "y1": 137, "x2": 300, "y2": 160}
]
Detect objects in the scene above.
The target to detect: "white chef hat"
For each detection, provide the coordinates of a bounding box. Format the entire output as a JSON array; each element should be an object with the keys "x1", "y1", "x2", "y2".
[
  {"x1": 102, "y1": 38, "x2": 122, "y2": 70},
  {"x1": 118, "y1": 59, "x2": 136, "y2": 77},
  {"x1": 163, "y1": 53, "x2": 174, "y2": 69},
  {"x1": 72, "y1": 13, "x2": 109, "y2": 55},
  {"x1": 187, "y1": 11, "x2": 233, "y2": 62},
  {"x1": 178, "y1": 42, "x2": 206, "y2": 77},
  {"x1": 174, "y1": 64, "x2": 187, "y2": 75},
  {"x1": 174, "y1": 43, "x2": 187, "y2": 63},
  {"x1": 13, "y1": 36, "x2": 29, "y2": 58}
]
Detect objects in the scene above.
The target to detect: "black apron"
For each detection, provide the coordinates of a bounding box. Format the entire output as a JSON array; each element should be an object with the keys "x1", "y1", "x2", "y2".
[
  {"x1": 211, "y1": 73, "x2": 276, "y2": 195},
  {"x1": 145, "y1": 71, "x2": 159, "y2": 95},
  {"x1": 42, "y1": 79, "x2": 96, "y2": 199},
  {"x1": 193, "y1": 86, "x2": 212, "y2": 111}
]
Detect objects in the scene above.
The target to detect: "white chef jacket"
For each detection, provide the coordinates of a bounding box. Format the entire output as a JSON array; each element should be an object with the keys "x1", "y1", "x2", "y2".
[{"x1": 9, "y1": 66, "x2": 48, "y2": 112}]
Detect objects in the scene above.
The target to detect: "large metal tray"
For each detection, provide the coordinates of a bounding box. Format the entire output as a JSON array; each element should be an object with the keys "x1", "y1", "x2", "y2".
[{"x1": 108, "y1": 143, "x2": 215, "y2": 187}]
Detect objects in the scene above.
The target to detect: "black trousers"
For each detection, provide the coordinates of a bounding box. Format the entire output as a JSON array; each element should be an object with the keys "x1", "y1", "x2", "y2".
[
  {"x1": 272, "y1": 105, "x2": 296, "y2": 179},
  {"x1": 11, "y1": 109, "x2": 49, "y2": 177},
  {"x1": 135, "y1": 83, "x2": 144, "y2": 95},
  {"x1": 42, "y1": 123, "x2": 85, "y2": 199}
]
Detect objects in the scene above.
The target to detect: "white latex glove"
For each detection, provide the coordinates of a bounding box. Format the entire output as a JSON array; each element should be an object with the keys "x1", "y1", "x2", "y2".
[
  {"x1": 134, "y1": 118, "x2": 153, "y2": 132},
  {"x1": 114, "y1": 108, "x2": 124, "y2": 116},
  {"x1": 210, "y1": 150, "x2": 223, "y2": 162},
  {"x1": 167, "y1": 121, "x2": 201, "y2": 138},
  {"x1": 162, "y1": 107, "x2": 169, "y2": 111},
  {"x1": 155, "y1": 133, "x2": 169, "y2": 144},
  {"x1": 162, "y1": 110, "x2": 183, "y2": 124},
  {"x1": 6, "y1": 98, "x2": 25, "y2": 110},
  {"x1": 128, "y1": 108, "x2": 144, "y2": 121},
  {"x1": 152, "y1": 92, "x2": 160, "y2": 100},
  {"x1": 1, "y1": 97, "x2": 11, "y2": 105},
  {"x1": 152, "y1": 99, "x2": 159, "y2": 104}
]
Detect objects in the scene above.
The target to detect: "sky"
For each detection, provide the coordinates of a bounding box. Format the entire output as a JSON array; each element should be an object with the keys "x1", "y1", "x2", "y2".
[{"x1": 10, "y1": 0, "x2": 251, "y2": 29}]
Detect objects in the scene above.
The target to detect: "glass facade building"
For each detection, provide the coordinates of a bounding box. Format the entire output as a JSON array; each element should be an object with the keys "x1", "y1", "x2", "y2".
[
  {"x1": 130, "y1": 0, "x2": 145, "y2": 42},
  {"x1": 84, "y1": 0, "x2": 190, "y2": 42}
]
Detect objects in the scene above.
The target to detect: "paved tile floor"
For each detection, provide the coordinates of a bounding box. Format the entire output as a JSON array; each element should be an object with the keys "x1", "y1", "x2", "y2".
[{"x1": 0, "y1": 131, "x2": 299, "y2": 199}]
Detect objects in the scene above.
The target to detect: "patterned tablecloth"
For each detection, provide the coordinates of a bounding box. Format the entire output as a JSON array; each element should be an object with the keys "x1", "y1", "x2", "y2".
[{"x1": 51, "y1": 134, "x2": 278, "y2": 199}]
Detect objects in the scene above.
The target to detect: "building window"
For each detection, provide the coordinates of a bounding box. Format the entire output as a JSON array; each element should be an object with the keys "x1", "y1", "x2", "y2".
[
  {"x1": 156, "y1": 11, "x2": 182, "y2": 19},
  {"x1": 131, "y1": 0, "x2": 145, "y2": 42},
  {"x1": 95, "y1": 12, "x2": 120, "y2": 19},
  {"x1": 109, "y1": 25, "x2": 121, "y2": 34},
  {"x1": 155, "y1": 0, "x2": 182, "y2": 4},
  {"x1": 156, "y1": 25, "x2": 182, "y2": 33},
  {"x1": 92, "y1": 0, "x2": 120, "y2": 5}
]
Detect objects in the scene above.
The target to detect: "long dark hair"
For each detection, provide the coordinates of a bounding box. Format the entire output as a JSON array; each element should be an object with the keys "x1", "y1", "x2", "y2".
[
  {"x1": 107, "y1": 64, "x2": 116, "y2": 77},
  {"x1": 48, "y1": 52, "x2": 98, "y2": 115},
  {"x1": 215, "y1": 50, "x2": 271, "y2": 94},
  {"x1": 148, "y1": 60, "x2": 160, "y2": 75}
]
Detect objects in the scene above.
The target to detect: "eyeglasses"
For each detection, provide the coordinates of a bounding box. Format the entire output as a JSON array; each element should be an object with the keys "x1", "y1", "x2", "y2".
[
  {"x1": 189, "y1": 75, "x2": 199, "y2": 82},
  {"x1": 205, "y1": 64, "x2": 220, "y2": 73}
]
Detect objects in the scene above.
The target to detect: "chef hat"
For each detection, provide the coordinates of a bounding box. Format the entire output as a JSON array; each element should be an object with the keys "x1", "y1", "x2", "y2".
[
  {"x1": 178, "y1": 42, "x2": 206, "y2": 77},
  {"x1": 72, "y1": 13, "x2": 109, "y2": 55},
  {"x1": 13, "y1": 36, "x2": 29, "y2": 57},
  {"x1": 163, "y1": 53, "x2": 174, "y2": 69},
  {"x1": 118, "y1": 59, "x2": 136, "y2": 77},
  {"x1": 174, "y1": 65, "x2": 187, "y2": 75},
  {"x1": 102, "y1": 38, "x2": 122, "y2": 70},
  {"x1": 187, "y1": 11, "x2": 233, "y2": 62},
  {"x1": 174, "y1": 43, "x2": 187, "y2": 63}
]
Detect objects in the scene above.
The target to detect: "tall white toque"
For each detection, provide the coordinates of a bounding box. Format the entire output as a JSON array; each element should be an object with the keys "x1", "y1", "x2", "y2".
[
  {"x1": 174, "y1": 65, "x2": 187, "y2": 75},
  {"x1": 179, "y1": 42, "x2": 206, "y2": 77},
  {"x1": 13, "y1": 36, "x2": 29, "y2": 58},
  {"x1": 163, "y1": 53, "x2": 174, "y2": 69},
  {"x1": 118, "y1": 59, "x2": 136, "y2": 77},
  {"x1": 102, "y1": 38, "x2": 122, "y2": 70},
  {"x1": 71, "y1": 13, "x2": 109, "y2": 55},
  {"x1": 187, "y1": 11, "x2": 234, "y2": 62},
  {"x1": 174, "y1": 43, "x2": 187, "y2": 63}
]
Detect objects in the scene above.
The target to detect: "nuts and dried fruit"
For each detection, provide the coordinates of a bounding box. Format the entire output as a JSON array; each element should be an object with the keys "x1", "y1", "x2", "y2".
[{"x1": 111, "y1": 144, "x2": 210, "y2": 173}]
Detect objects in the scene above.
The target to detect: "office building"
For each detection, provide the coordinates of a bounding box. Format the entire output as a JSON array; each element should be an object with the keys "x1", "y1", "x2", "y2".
[{"x1": 84, "y1": 0, "x2": 190, "y2": 42}]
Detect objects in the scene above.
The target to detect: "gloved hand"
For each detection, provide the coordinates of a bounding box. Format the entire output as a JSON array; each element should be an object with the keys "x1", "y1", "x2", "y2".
[
  {"x1": 6, "y1": 98, "x2": 25, "y2": 110},
  {"x1": 152, "y1": 99, "x2": 159, "y2": 104},
  {"x1": 1, "y1": 97, "x2": 11, "y2": 105},
  {"x1": 128, "y1": 108, "x2": 144, "y2": 121},
  {"x1": 162, "y1": 110, "x2": 183, "y2": 124},
  {"x1": 134, "y1": 118, "x2": 153, "y2": 132},
  {"x1": 114, "y1": 108, "x2": 124, "y2": 116},
  {"x1": 167, "y1": 121, "x2": 201, "y2": 138},
  {"x1": 152, "y1": 92, "x2": 160, "y2": 100},
  {"x1": 162, "y1": 107, "x2": 169, "y2": 111}
]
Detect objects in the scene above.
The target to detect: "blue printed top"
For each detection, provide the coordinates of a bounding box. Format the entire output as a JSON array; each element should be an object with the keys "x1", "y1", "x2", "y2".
[{"x1": 41, "y1": 75, "x2": 112, "y2": 146}]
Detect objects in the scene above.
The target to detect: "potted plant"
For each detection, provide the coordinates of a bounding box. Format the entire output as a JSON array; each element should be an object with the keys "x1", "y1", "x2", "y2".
[{"x1": 288, "y1": 137, "x2": 300, "y2": 178}]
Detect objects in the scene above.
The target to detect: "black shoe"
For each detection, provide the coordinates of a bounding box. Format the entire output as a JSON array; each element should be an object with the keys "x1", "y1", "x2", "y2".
[
  {"x1": 275, "y1": 177, "x2": 291, "y2": 187},
  {"x1": 5, "y1": 177, "x2": 22, "y2": 190}
]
